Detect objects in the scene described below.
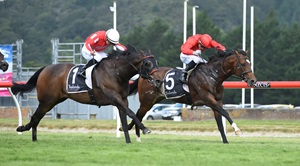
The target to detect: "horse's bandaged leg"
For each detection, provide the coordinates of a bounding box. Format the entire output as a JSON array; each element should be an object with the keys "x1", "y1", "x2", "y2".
[{"x1": 232, "y1": 123, "x2": 242, "y2": 135}]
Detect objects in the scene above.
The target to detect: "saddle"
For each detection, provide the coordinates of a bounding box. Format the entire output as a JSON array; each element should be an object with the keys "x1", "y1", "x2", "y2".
[
  {"x1": 163, "y1": 68, "x2": 191, "y2": 99},
  {"x1": 66, "y1": 64, "x2": 96, "y2": 93}
]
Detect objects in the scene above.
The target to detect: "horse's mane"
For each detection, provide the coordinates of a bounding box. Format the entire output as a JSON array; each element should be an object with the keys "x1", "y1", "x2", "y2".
[
  {"x1": 106, "y1": 44, "x2": 138, "y2": 59},
  {"x1": 208, "y1": 49, "x2": 247, "y2": 63}
]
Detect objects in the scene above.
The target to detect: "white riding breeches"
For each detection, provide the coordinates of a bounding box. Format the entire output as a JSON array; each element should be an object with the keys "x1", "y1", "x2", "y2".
[
  {"x1": 82, "y1": 45, "x2": 108, "y2": 62},
  {"x1": 180, "y1": 53, "x2": 207, "y2": 65}
]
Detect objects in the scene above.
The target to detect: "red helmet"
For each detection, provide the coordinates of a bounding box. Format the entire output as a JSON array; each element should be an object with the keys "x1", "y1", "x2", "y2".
[{"x1": 199, "y1": 34, "x2": 212, "y2": 48}]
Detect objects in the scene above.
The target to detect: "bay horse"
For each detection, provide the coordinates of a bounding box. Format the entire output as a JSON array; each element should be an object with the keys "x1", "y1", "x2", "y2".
[
  {"x1": 128, "y1": 49, "x2": 257, "y2": 143},
  {"x1": 11, "y1": 44, "x2": 158, "y2": 143},
  {"x1": 0, "y1": 51, "x2": 9, "y2": 72}
]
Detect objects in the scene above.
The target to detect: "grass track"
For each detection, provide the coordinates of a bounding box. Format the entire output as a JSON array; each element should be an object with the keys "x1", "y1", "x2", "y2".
[{"x1": 0, "y1": 118, "x2": 300, "y2": 166}]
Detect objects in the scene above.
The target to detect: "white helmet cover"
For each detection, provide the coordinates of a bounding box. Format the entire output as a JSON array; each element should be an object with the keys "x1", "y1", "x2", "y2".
[{"x1": 106, "y1": 29, "x2": 120, "y2": 44}]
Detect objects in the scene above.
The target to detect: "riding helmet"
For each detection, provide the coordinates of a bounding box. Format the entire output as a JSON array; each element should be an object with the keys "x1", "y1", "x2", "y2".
[
  {"x1": 106, "y1": 29, "x2": 120, "y2": 44},
  {"x1": 199, "y1": 34, "x2": 212, "y2": 48}
]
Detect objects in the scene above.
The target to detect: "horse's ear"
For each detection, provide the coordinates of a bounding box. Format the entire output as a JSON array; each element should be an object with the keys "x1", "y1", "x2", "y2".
[
  {"x1": 126, "y1": 44, "x2": 138, "y2": 53},
  {"x1": 235, "y1": 50, "x2": 239, "y2": 55},
  {"x1": 140, "y1": 50, "x2": 145, "y2": 56},
  {"x1": 245, "y1": 50, "x2": 248, "y2": 54}
]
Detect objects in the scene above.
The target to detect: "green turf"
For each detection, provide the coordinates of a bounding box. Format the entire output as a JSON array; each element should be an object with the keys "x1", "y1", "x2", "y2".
[
  {"x1": 0, "y1": 119, "x2": 300, "y2": 166},
  {"x1": 1, "y1": 118, "x2": 300, "y2": 133}
]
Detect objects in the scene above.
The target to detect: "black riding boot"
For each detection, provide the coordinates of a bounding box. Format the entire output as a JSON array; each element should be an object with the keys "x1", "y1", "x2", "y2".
[
  {"x1": 78, "y1": 59, "x2": 97, "y2": 78},
  {"x1": 179, "y1": 61, "x2": 197, "y2": 84}
]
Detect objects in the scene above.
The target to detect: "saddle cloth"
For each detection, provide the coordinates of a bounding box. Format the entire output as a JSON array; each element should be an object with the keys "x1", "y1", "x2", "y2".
[
  {"x1": 66, "y1": 65, "x2": 96, "y2": 93},
  {"x1": 163, "y1": 69, "x2": 189, "y2": 99}
]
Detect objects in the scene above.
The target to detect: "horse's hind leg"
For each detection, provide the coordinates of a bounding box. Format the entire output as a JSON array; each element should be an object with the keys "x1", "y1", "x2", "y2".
[
  {"x1": 16, "y1": 103, "x2": 55, "y2": 142},
  {"x1": 16, "y1": 106, "x2": 44, "y2": 134}
]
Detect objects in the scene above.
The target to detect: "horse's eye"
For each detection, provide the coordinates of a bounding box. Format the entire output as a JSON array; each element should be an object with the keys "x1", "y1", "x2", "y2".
[{"x1": 146, "y1": 61, "x2": 152, "y2": 67}]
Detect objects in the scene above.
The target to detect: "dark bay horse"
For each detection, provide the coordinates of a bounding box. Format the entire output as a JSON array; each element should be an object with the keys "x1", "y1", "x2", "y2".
[
  {"x1": 11, "y1": 44, "x2": 158, "y2": 143},
  {"x1": 128, "y1": 49, "x2": 257, "y2": 143},
  {"x1": 0, "y1": 51, "x2": 9, "y2": 72}
]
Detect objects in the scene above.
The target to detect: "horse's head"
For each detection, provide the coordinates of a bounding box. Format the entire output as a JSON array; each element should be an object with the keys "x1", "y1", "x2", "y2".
[
  {"x1": 139, "y1": 50, "x2": 159, "y2": 79},
  {"x1": 0, "y1": 51, "x2": 9, "y2": 72},
  {"x1": 112, "y1": 44, "x2": 158, "y2": 79},
  {"x1": 220, "y1": 49, "x2": 257, "y2": 87}
]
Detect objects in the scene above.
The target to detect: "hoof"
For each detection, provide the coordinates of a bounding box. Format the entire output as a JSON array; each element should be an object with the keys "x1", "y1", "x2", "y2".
[
  {"x1": 235, "y1": 129, "x2": 242, "y2": 135},
  {"x1": 142, "y1": 128, "x2": 151, "y2": 134},
  {"x1": 16, "y1": 126, "x2": 24, "y2": 132},
  {"x1": 119, "y1": 127, "x2": 123, "y2": 132}
]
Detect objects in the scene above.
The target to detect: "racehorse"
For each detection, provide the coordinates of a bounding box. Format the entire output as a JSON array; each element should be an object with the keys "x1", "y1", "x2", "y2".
[
  {"x1": 128, "y1": 49, "x2": 257, "y2": 143},
  {"x1": 11, "y1": 44, "x2": 158, "y2": 143},
  {"x1": 0, "y1": 51, "x2": 9, "y2": 72}
]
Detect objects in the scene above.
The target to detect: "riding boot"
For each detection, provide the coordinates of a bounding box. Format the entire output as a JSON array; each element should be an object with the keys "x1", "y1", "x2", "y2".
[
  {"x1": 179, "y1": 61, "x2": 197, "y2": 84},
  {"x1": 78, "y1": 59, "x2": 97, "y2": 78}
]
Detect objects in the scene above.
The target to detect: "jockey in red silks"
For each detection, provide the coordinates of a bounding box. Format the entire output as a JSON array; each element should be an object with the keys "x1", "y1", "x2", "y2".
[
  {"x1": 179, "y1": 34, "x2": 226, "y2": 83},
  {"x1": 78, "y1": 28, "x2": 127, "y2": 78}
]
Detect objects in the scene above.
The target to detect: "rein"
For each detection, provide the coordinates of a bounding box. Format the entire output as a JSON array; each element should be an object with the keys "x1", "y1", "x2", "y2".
[
  {"x1": 113, "y1": 50, "x2": 160, "y2": 88},
  {"x1": 114, "y1": 53, "x2": 157, "y2": 80},
  {"x1": 113, "y1": 52, "x2": 141, "y2": 75}
]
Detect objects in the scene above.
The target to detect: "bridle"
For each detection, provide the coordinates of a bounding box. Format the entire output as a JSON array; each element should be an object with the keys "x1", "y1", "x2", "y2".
[
  {"x1": 220, "y1": 53, "x2": 252, "y2": 80},
  {"x1": 114, "y1": 52, "x2": 158, "y2": 80}
]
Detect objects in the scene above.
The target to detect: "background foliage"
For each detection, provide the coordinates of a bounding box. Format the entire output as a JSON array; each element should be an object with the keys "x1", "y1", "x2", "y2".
[{"x1": 0, "y1": 0, "x2": 299, "y2": 105}]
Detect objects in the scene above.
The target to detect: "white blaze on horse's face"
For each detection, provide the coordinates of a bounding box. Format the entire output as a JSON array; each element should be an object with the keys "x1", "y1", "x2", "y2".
[{"x1": 246, "y1": 59, "x2": 250, "y2": 64}]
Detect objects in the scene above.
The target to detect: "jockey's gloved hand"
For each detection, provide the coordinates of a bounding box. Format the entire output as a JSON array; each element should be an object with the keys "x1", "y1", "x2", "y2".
[
  {"x1": 193, "y1": 50, "x2": 201, "y2": 56},
  {"x1": 115, "y1": 44, "x2": 127, "y2": 52}
]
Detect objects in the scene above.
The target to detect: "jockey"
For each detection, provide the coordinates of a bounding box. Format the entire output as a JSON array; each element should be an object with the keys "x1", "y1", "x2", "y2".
[
  {"x1": 179, "y1": 34, "x2": 226, "y2": 83},
  {"x1": 78, "y1": 28, "x2": 127, "y2": 78}
]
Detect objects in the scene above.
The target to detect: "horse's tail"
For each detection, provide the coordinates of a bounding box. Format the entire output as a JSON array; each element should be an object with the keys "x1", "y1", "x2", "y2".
[
  {"x1": 128, "y1": 78, "x2": 139, "y2": 96},
  {"x1": 11, "y1": 66, "x2": 46, "y2": 97}
]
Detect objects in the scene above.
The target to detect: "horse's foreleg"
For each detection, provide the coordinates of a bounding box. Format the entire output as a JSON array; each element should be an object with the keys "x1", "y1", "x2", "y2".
[
  {"x1": 132, "y1": 108, "x2": 149, "y2": 142},
  {"x1": 207, "y1": 97, "x2": 242, "y2": 138},
  {"x1": 119, "y1": 110, "x2": 131, "y2": 143},
  {"x1": 214, "y1": 111, "x2": 228, "y2": 143},
  {"x1": 127, "y1": 118, "x2": 142, "y2": 142},
  {"x1": 216, "y1": 107, "x2": 242, "y2": 136},
  {"x1": 127, "y1": 117, "x2": 141, "y2": 142},
  {"x1": 128, "y1": 120, "x2": 135, "y2": 130},
  {"x1": 124, "y1": 107, "x2": 151, "y2": 135},
  {"x1": 231, "y1": 122, "x2": 241, "y2": 135}
]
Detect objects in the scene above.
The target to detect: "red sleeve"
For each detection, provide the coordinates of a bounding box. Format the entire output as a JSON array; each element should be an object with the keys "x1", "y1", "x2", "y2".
[
  {"x1": 181, "y1": 35, "x2": 200, "y2": 55},
  {"x1": 211, "y1": 40, "x2": 226, "y2": 51},
  {"x1": 84, "y1": 31, "x2": 105, "y2": 52}
]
